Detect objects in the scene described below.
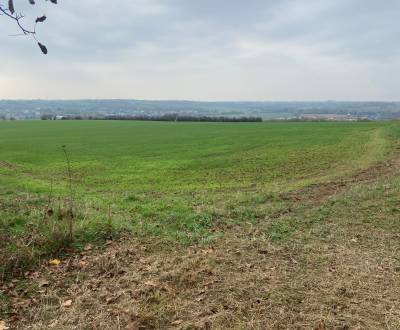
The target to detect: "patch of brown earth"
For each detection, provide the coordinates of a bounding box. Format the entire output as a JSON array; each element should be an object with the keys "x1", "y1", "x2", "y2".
[
  {"x1": 280, "y1": 152, "x2": 400, "y2": 207},
  {"x1": 0, "y1": 160, "x2": 17, "y2": 170}
]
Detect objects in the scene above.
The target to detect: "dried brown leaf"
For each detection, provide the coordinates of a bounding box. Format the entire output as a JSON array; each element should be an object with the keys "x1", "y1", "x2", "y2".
[
  {"x1": 0, "y1": 321, "x2": 9, "y2": 330},
  {"x1": 49, "y1": 259, "x2": 61, "y2": 266}
]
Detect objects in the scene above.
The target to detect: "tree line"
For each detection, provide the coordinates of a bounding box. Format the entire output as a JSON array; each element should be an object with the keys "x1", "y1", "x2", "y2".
[{"x1": 41, "y1": 114, "x2": 263, "y2": 122}]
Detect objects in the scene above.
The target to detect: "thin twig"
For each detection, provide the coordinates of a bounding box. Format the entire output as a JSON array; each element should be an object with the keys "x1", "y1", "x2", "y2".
[{"x1": 0, "y1": 6, "x2": 37, "y2": 36}]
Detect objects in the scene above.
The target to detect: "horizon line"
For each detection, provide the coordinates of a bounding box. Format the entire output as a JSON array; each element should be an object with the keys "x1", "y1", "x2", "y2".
[{"x1": 1, "y1": 98, "x2": 400, "y2": 103}]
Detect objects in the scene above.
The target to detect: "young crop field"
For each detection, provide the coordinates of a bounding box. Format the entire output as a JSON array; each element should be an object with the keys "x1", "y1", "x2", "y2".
[{"x1": 1, "y1": 120, "x2": 400, "y2": 329}]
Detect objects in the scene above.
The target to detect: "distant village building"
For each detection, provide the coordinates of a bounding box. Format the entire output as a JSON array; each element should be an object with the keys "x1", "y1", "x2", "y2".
[{"x1": 298, "y1": 114, "x2": 356, "y2": 121}]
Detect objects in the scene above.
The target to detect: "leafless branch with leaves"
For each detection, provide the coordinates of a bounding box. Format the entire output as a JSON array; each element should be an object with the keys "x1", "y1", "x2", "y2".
[{"x1": 0, "y1": 0, "x2": 58, "y2": 54}]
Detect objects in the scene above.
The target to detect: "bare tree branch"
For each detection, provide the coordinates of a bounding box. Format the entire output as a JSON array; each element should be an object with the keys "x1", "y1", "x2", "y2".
[{"x1": 0, "y1": 0, "x2": 58, "y2": 54}]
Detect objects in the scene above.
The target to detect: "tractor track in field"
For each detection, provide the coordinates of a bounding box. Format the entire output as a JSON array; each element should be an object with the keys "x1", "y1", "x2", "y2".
[
  {"x1": 0, "y1": 160, "x2": 18, "y2": 170},
  {"x1": 273, "y1": 147, "x2": 400, "y2": 218}
]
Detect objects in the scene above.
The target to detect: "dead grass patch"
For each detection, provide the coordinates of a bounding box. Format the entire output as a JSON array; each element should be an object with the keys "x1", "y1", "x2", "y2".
[{"x1": 4, "y1": 216, "x2": 399, "y2": 330}]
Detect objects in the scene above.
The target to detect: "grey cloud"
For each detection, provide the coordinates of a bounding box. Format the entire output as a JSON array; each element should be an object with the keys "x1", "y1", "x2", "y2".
[{"x1": 0, "y1": 0, "x2": 399, "y2": 100}]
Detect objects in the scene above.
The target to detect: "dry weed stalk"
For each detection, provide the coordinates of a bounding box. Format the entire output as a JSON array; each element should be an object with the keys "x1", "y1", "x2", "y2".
[{"x1": 62, "y1": 145, "x2": 75, "y2": 242}]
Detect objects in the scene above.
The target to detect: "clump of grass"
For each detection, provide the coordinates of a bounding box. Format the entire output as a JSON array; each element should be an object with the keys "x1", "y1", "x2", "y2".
[
  {"x1": 0, "y1": 290, "x2": 11, "y2": 319},
  {"x1": 0, "y1": 196, "x2": 121, "y2": 277},
  {"x1": 0, "y1": 146, "x2": 118, "y2": 277}
]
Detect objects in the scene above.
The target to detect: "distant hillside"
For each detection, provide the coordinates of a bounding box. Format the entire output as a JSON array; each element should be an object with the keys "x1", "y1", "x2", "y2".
[{"x1": 1, "y1": 99, "x2": 400, "y2": 120}]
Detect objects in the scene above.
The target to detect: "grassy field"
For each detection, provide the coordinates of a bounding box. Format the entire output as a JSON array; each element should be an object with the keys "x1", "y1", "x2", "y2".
[
  {"x1": 0, "y1": 121, "x2": 394, "y2": 194},
  {"x1": 1, "y1": 120, "x2": 400, "y2": 329},
  {"x1": 0, "y1": 121, "x2": 397, "y2": 259}
]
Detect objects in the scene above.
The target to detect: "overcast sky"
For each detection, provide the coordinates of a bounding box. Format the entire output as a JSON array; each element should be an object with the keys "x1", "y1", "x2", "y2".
[{"x1": 0, "y1": 0, "x2": 399, "y2": 101}]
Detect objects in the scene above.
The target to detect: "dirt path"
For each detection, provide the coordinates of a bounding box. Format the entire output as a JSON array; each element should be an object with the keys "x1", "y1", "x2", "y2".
[{"x1": 279, "y1": 148, "x2": 400, "y2": 210}]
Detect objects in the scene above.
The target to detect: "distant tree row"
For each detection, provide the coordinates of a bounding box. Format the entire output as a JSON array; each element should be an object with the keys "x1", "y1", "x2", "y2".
[
  {"x1": 0, "y1": 115, "x2": 15, "y2": 120},
  {"x1": 41, "y1": 114, "x2": 263, "y2": 122}
]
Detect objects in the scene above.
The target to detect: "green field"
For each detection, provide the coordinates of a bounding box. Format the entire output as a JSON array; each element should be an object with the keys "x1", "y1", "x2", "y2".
[
  {"x1": 0, "y1": 120, "x2": 398, "y2": 267},
  {"x1": 1, "y1": 120, "x2": 400, "y2": 328}
]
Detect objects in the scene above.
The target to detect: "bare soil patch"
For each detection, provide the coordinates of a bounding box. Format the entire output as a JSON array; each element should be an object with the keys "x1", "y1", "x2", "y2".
[
  {"x1": 280, "y1": 151, "x2": 400, "y2": 207},
  {"x1": 0, "y1": 160, "x2": 17, "y2": 170}
]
